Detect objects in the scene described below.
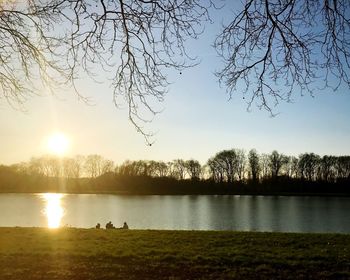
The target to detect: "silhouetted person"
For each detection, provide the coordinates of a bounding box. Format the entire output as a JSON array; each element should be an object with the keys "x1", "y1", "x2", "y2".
[
  {"x1": 122, "y1": 222, "x2": 129, "y2": 229},
  {"x1": 106, "y1": 221, "x2": 114, "y2": 229},
  {"x1": 96, "y1": 223, "x2": 101, "y2": 229}
]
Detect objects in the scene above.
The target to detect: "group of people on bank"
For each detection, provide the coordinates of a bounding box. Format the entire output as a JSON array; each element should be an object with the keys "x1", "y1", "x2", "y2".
[{"x1": 95, "y1": 221, "x2": 129, "y2": 230}]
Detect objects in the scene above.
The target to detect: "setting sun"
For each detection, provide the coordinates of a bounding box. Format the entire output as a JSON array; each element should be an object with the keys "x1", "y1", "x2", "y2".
[{"x1": 47, "y1": 132, "x2": 70, "y2": 155}]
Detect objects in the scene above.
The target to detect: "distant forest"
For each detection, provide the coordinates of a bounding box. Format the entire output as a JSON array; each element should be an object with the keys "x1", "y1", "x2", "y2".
[{"x1": 1, "y1": 149, "x2": 349, "y2": 195}]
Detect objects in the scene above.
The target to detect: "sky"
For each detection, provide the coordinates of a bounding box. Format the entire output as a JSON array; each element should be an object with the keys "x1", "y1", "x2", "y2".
[{"x1": 1, "y1": 2, "x2": 350, "y2": 166}]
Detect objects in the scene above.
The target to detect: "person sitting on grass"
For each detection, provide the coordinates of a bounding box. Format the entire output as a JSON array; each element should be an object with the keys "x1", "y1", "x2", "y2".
[
  {"x1": 106, "y1": 221, "x2": 115, "y2": 229},
  {"x1": 95, "y1": 223, "x2": 101, "y2": 229},
  {"x1": 122, "y1": 222, "x2": 129, "y2": 229}
]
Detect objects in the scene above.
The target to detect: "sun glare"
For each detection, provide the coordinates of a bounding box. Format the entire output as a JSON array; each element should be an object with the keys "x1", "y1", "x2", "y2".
[
  {"x1": 47, "y1": 132, "x2": 70, "y2": 155},
  {"x1": 41, "y1": 193, "x2": 65, "y2": 228}
]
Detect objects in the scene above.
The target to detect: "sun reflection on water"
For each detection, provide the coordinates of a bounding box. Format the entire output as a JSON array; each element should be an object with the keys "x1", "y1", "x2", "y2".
[{"x1": 41, "y1": 193, "x2": 65, "y2": 228}]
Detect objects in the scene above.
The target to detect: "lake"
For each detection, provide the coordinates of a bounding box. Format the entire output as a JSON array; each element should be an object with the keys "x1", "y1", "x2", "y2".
[{"x1": 0, "y1": 193, "x2": 349, "y2": 233}]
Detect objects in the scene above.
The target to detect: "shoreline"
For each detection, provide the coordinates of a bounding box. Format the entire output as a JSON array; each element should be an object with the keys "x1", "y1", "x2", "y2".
[
  {"x1": 1, "y1": 191, "x2": 350, "y2": 197},
  {"x1": 2, "y1": 226, "x2": 350, "y2": 234}
]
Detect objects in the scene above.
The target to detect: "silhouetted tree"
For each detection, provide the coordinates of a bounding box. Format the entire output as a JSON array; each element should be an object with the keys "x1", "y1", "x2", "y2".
[
  {"x1": 63, "y1": 158, "x2": 76, "y2": 179},
  {"x1": 101, "y1": 160, "x2": 115, "y2": 175},
  {"x1": 27, "y1": 157, "x2": 43, "y2": 176},
  {"x1": 207, "y1": 156, "x2": 225, "y2": 183},
  {"x1": 216, "y1": 150, "x2": 235, "y2": 183},
  {"x1": 27, "y1": 156, "x2": 61, "y2": 177},
  {"x1": 209, "y1": 149, "x2": 244, "y2": 183},
  {"x1": 248, "y1": 149, "x2": 260, "y2": 181},
  {"x1": 85, "y1": 155, "x2": 102, "y2": 178},
  {"x1": 47, "y1": 156, "x2": 61, "y2": 177},
  {"x1": 185, "y1": 159, "x2": 202, "y2": 180},
  {"x1": 260, "y1": 153, "x2": 270, "y2": 179},
  {"x1": 116, "y1": 160, "x2": 144, "y2": 176},
  {"x1": 171, "y1": 159, "x2": 188, "y2": 180},
  {"x1": 142, "y1": 161, "x2": 155, "y2": 177},
  {"x1": 235, "y1": 149, "x2": 246, "y2": 181},
  {"x1": 70, "y1": 155, "x2": 85, "y2": 178},
  {"x1": 336, "y1": 156, "x2": 350, "y2": 180},
  {"x1": 320, "y1": 155, "x2": 337, "y2": 182},
  {"x1": 285, "y1": 156, "x2": 299, "y2": 178},
  {"x1": 269, "y1": 150, "x2": 288, "y2": 178},
  {"x1": 298, "y1": 153, "x2": 320, "y2": 181},
  {"x1": 84, "y1": 154, "x2": 114, "y2": 178},
  {"x1": 153, "y1": 161, "x2": 169, "y2": 177},
  {"x1": 116, "y1": 160, "x2": 133, "y2": 176}
]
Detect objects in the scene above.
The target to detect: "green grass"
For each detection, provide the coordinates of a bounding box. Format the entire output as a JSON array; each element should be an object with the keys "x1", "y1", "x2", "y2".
[{"x1": 0, "y1": 228, "x2": 349, "y2": 279}]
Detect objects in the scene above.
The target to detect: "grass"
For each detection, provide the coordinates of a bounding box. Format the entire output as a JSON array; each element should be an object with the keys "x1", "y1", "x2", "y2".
[{"x1": 0, "y1": 228, "x2": 350, "y2": 279}]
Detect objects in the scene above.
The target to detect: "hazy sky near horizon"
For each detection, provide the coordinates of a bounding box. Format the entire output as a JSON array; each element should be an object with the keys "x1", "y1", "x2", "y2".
[{"x1": 1, "y1": 2, "x2": 350, "y2": 165}]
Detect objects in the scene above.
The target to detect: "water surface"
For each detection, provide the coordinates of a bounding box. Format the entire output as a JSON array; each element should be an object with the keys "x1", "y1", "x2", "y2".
[{"x1": 0, "y1": 193, "x2": 349, "y2": 233}]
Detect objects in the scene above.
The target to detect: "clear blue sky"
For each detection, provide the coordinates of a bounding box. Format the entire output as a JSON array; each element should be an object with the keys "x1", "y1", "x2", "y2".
[{"x1": 1, "y1": 2, "x2": 349, "y2": 165}]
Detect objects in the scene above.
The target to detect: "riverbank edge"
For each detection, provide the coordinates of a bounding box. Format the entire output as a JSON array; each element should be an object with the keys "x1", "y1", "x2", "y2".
[
  {"x1": 1, "y1": 227, "x2": 349, "y2": 279},
  {"x1": 1, "y1": 190, "x2": 350, "y2": 197}
]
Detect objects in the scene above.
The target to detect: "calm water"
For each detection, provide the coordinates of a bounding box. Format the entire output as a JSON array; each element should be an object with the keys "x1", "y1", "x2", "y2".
[{"x1": 0, "y1": 193, "x2": 349, "y2": 233}]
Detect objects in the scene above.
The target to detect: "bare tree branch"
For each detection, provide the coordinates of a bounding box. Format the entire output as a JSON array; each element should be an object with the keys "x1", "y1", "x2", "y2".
[
  {"x1": 2, "y1": 0, "x2": 350, "y2": 140},
  {"x1": 1, "y1": 0, "x2": 213, "y2": 143},
  {"x1": 215, "y1": 0, "x2": 350, "y2": 112}
]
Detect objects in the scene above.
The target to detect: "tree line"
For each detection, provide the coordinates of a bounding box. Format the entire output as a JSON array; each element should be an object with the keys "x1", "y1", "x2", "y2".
[{"x1": 3, "y1": 149, "x2": 350, "y2": 184}]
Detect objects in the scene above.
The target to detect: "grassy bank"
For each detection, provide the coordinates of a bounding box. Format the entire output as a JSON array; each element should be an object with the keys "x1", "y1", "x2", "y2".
[{"x1": 0, "y1": 228, "x2": 349, "y2": 279}]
